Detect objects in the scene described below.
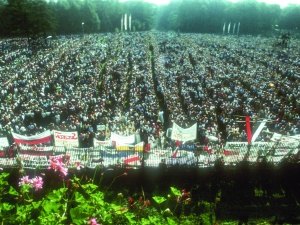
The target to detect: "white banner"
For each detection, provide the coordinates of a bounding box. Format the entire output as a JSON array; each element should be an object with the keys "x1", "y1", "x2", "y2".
[
  {"x1": 225, "y1": 142, "x2": 274, "y2": 150},
  {"x1": 97, "y1": 125, "x2": 106, "y2": 131},
  {"x1": 110, "y1": 132, "x2": 135, "y2": 145},
  {"x1": 171, "y1": 123, "x2": 197, "y2": 141},
  {"x1": 271, "y1": 133, "x2": 300, "y2": 142},
  {"x1": 53, "y1": 130, "x2": 79, "y2": 147},
  {"x1": 251, "y1": 119, "x2": 267, "y2": 143},
  {"x1": 93, "y1": 139, "x2": 113, "y2": 148},
  {"x1": 0, "y1": 137, "x2": 9, "y2": 147}
]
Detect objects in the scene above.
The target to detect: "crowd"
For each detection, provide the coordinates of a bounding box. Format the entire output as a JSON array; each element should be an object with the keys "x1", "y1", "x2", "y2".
[{"x1": 0, "y1": 32, "x2": 299, "y2": 151}]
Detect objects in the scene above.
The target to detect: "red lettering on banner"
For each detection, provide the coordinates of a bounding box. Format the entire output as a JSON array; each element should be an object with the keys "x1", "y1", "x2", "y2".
[{"x1": 55, "y1": 132, "x2": 77, "y2": 140}]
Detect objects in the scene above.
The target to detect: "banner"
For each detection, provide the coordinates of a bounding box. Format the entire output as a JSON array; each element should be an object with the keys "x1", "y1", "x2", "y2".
[
  {"x1": 124, "y1": 154, "x2": 140, "y2": 165},
  {"x1": 134, "y1": 142, "x2": 144, "y2": 152},
  {"x1": 129, "y1": 14, "x2": 132, "y2": 31},
  {"x1": 237, "y1": 22, "x2": 240, "y2": 35},
  {"x1": 12, "y1": 130, "x2": 52, "y2": 145},
  {"x1": 93, "y1": 139, "x2": 113, "y2": 148},
  {"x1": 110, "y1": 132, "x2": 135, "y2": 145},
  {"x1": 65, "y1": 148, "x2": 87, "y2": 163},
  {"x1": 225, "y1": 142, "x2": 274, "y2": 150},
  {"x1": 124, "y1": 13, "x2": 127, "y2": 31},
  {"x1": 224, "y1": 141, "x2": 297, "y2": 160},
  {"x1": 251, "y1": 119, "x2": 267, "y2": 143},
  {"x1": 0, "y1": 137, "x2": 9, "y2": 147},
  {"x1": 97, "y1": 125, "x2": 106, "y2": 131},
  {"x1": 171, "y1": 123, "x2": 197, "y2": 141},
  {"x1": 271, "y1": 133, "x2": 300, "y2": 142},
  {"x1": 233, "y1": 22, "x2": 236, "y2": 34},
  {"x1": 116, "y1": 142, "x2": 134, "y2": 151},
  {"x1": 53, "y1": 130, "x2": 79, "y2": 147}
]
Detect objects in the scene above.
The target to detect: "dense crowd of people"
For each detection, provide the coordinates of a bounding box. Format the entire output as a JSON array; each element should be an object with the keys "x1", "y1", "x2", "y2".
[{"x1": 0, "y1": 32, "x2": 299, "y2": 151}]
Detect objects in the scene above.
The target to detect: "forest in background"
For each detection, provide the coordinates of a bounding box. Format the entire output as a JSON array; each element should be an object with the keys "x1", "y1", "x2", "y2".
[{"x1": 0, "y1": 0, "x2": 299, "y2": 38}]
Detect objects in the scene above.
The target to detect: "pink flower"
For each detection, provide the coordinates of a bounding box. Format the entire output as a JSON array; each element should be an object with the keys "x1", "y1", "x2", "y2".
[
  {"x1": 89, "y1": 218, "x2": 100, "y2": 225},
  {"x1": 56, "y1": 162, "x2": 68, "y2": 177},
  {"x1": 48, "y1": 158, "x2": 68, "y2": 178},
  {"x1": 19, "y1": 175, "x2": 32, "y2": 186},
  {"x1": 32, "y1": 176, "x2": 43, "y2": 191}
]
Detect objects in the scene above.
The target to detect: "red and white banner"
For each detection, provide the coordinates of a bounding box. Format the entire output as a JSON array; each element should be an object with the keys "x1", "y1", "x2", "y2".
[
  {"x1": 124, "y1": 154, "x2": 140, "y2": 165},
  {"x1": 12, "y1": 130, "x2": 52, "y2": 145},
  {"x1": 53, "y1": 130, "x2": 78, "y2": 147}
]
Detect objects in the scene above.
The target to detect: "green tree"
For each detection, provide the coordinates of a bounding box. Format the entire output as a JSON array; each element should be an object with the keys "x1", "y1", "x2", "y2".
[
  {"x1": 94, "y1": 0, "x2": 122, "y2": 32},
  {"x1": 1, "y1": 0, "x2": 56, "y2": 38},
  {"x1": 279, "y1": 5, "x2": 300, "y2": 31},
  {"x1": 156, "y1": 1, "x2": 180, "y2": 31},
  {"x1": 123, "y1": 1, "x2": 157, "y2": 31},
  {"x1": 56, "y1": 0, "x2": 83, "y2": 34},
  {"x1": 81, "y1": 0, "x2": 100, "y2": 34},
  {"x1": 177, "y1": 0, "x2": 208, "y2": 33}
]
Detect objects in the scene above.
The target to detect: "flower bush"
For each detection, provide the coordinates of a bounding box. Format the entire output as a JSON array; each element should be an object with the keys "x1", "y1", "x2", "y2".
[{"x1": 0, "y1": 161, "x2": 213, "y2": 225}]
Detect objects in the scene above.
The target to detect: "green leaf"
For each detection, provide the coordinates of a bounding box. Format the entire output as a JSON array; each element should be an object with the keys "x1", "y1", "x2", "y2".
[
  {"x1": 90, "y1": 192, "x2": 105, "y2": 203},
  {"x1": 0, "y1": 173, "x2": 9, "y2": 185},
  {"x1": 32, "y1": 201, "x2": 42, "y2": 209},
  {"x1": 125, "y1": 212, "x2": 136, "y2": 224},
  {"x1": 20, "y1": 183, "x2": 32, "y2": 194},
  {"x1": 42, "y1": 200, "x2": 61, "y2": 213},
  {"x1": 167, "y1": 217, "x2": 178, "y2": 225},
  {"x1": 46, "y1": 192, "x2": 61, "y2": 202},
  {"x1": 8, "y1": 186, "x2": 19, "y2": 196},
  {"x1": 152, "y1": 196, "x2": 167, "y2": 204},
  {"x1": 72, "y1": 175, "x2": 80, "y2": 182},
  {"x1": 82, "y1": 183, "x2": 98, "y2": 194},
  {"x1": 70, "y1": 207, "x2": 89, "y2": 225},
  {"x1": 148, "y1": 215, "x2": 161, "y2": 224},
  {"x1": 141, "y1": 218, "x2": 151, "y2": 225},
  {"x1": 3, "y1": 202, "x2": 15, "y2": 211},
  {"x1": 74, "y1": 192, "x2": 85, "y2": 203},
  {"x1": 46, "y1": 188, "x2": 67, "y2": 202},
  {"x1": 0, "y1": 172, "x2": 9, "y2": 179},
  {"x1": 170, "y1": 187, "x2": 181, "y2": 196}
]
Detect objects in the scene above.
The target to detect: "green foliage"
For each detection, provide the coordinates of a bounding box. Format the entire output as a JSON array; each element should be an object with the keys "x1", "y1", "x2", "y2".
[
  {"x1": 255, "y1": 188, "x2": 264, "y2": 197},
  {"x1": 170, "y1": 187, "x2": 181, "y2": 196},
  {"x1": 152, "y1": 195, "x2": 167, "y2": 204},
  {"x1": 0, "y1": 0, "x2": 299, "y2": 36},
  {"x1": 1, "y1": 0, "x2": 56, "y2": 38}
]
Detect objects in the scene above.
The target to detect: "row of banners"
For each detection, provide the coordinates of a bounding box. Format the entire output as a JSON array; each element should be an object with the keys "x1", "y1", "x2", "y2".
[
  {"x1": 0, "y1": 123, "x2": 297, "y2": 169},
  {"x1": 11, "y1": 130, "x2": 78, "y2": 147},
  {"x1": 0, "y1": 140, "x2": 297, "y2": 169},
  {"x1": 4, "y1": 122, "x2": 198, "y2": 148}
]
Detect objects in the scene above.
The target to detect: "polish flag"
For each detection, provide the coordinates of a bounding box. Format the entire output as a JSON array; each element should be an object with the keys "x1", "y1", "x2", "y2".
[{"x1": 12, "y1": 130, "x2": 52, "y2": 145}]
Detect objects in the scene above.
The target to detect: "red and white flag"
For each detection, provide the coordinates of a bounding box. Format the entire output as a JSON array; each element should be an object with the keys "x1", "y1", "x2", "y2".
[
  {"x1": 12, "y1": 130, "x2": 52, "y2": 145},
  {"x1": 124, "y1": 155, "x2": 140, "y2": 164}
]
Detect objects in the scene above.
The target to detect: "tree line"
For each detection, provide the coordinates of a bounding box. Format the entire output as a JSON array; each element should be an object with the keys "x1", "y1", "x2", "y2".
[{"x1": 0, "y1": 0, "x2": 299, "y2": 38}]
